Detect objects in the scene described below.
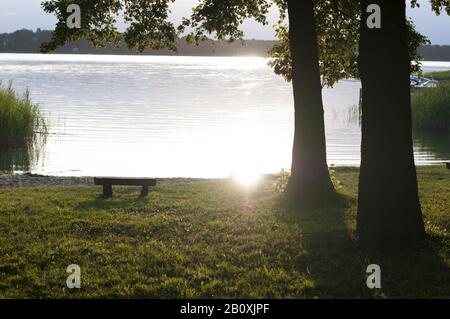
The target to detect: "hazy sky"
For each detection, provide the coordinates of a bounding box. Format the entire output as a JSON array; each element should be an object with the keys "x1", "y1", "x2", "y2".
[{"x1": 1, "y1": 0, "x2": 449, "y2": 44}]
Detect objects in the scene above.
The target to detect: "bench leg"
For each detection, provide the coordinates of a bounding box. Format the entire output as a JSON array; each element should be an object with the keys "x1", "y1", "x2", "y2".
[
  {"x1": 103, "y1": 184, "x2": 113, "y2": 198},
  {"x1": 141, "y1": 185, "x2": 149, "y2": 197}
]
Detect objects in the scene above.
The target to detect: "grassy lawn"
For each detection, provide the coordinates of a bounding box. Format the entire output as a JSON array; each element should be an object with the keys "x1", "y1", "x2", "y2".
[{"x1": 0, "y1": 166, "x2": 449, "y2": 298}]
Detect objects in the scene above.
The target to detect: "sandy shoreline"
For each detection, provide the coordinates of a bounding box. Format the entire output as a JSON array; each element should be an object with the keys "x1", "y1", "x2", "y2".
[
  {"x1": 0, "y1": 173, "x2": 222, "y2": 188},
  {"x1": 0, "y1": 174, "x2": 94, "y2": 188}
]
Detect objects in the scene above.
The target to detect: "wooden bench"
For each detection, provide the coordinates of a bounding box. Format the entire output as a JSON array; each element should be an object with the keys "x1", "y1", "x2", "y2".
[{"x1": 94, "y1": 177, "x2": 157, "y2": 198}]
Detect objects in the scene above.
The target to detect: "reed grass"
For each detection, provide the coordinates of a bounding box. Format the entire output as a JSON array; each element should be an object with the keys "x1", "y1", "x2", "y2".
[
  {"x1": 0, "y1": 82, "x2": 47, "y2": 149},
  {"x1": 425, "y1": 70, "x2": 450, "y2": 82},
  {"x1": 412, "y1": 79, "x2": 450, "y2": 131}
]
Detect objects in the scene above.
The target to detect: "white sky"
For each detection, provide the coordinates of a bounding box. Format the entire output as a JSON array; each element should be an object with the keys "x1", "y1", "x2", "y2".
[{"x1": 0, "y1": 0, "x2": 449, "y2": 44}]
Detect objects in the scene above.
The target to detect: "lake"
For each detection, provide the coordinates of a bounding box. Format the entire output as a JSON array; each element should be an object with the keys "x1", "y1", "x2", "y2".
[{"x1": 0, "y1": 54, "x2": 449, "y2": 179}]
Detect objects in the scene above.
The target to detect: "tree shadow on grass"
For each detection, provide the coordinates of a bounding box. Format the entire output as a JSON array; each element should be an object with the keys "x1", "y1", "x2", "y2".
[
  {"x1": 366, "y1": 237, "x2": 450, "y2": 298},
  {"x1": 276, "y1": 194, "x2": 369, "y2": 298},
  {"x1": 276, "y1": 193, "x2": 450, "y2": 298}
]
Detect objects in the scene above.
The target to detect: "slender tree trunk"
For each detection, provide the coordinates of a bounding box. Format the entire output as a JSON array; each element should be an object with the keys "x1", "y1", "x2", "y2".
[
  {"x1": 357, "y1": 0, "x2": 425, "y2": 249},
  {"x1": 285, "y1": 0, "x2": 335, "y2": 207}
]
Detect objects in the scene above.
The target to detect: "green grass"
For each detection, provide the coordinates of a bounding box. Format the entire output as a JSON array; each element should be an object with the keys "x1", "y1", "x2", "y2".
[
  {"x1": 0, "y1": 82, "x2": 47, "y2": 149},
  {"x1": 0, "y1": 166, "x2": 449, "y2": 298}
]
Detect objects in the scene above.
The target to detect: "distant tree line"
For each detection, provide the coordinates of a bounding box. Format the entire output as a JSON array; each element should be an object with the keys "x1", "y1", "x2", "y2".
[
  {"x1": 417, "y1": 45, "x2": 450, "y2": 61},
  {"x1": 1, "y1": 29, "x2": 449, "y2": 61},
  {"x1": 0, "y1": 29, "x2": 275, "y2": 56}
]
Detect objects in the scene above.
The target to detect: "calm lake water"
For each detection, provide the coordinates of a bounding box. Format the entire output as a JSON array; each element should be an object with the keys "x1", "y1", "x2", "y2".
[{"x1": 1, "y1": 54, "x2": 449, "y2": 178}]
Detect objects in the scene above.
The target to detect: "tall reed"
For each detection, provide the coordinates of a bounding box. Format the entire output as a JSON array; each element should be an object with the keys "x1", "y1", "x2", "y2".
[
  {"x1": 425, "y1": 70, "x2": 450, "y2": 82},
  {"x1": 0, "y1": 82, "x2": 48, "y2": 149},
  {"x1": 411, "y1": 80, "x2": 450, "y2": 131}
]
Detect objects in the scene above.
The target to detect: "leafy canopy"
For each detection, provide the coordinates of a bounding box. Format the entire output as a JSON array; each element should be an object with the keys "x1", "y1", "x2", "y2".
[
  {"x1": 41, "y1": 0, "x2": 449, "y2": 86},
  {"x1": 267, "y1": 0, "x2": 448, "y2": 86}
]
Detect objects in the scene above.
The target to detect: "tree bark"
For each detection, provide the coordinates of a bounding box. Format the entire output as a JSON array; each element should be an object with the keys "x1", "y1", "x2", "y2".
[
  {"x1": 285, "y1": 0, "x2": 335, "y2": 207},
  {"x1": 357, "y1": 0, "x2": 425, "y2": 249}
]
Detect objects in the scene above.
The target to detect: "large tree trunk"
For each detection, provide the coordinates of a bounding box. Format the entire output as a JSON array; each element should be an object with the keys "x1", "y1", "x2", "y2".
[
  {"x1": 357, "y1": 0, "x2": 425, "y2": 249},
  {"x1": 285, "y1": 0, "x2": 335, "y2": 207}
]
